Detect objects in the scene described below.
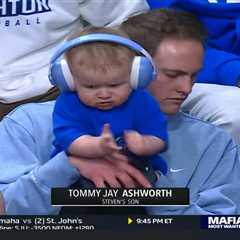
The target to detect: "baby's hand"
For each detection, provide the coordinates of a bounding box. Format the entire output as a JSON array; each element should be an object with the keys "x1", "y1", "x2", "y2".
[
  {"x1": 99, "y1": 124, "x2": 122, "y2": 159},
  {"x1": 124, "y1": 130, "x2": 146, "y2": 155}
]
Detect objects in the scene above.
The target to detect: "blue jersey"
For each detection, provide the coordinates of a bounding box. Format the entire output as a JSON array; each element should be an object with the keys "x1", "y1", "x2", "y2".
[{"x1": 52, "y1": 90, "x2": 167, "y2": 156}]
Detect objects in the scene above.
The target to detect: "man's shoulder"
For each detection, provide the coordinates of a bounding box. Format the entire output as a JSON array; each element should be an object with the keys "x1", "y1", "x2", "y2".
[
  {"x1": 170, "y1": 112, "x2": 234, "y2": 143},
  {"x1": 174, "y1": 111, "x2": 224, "y2": 129},
  {"x1": 163, "y1": 112, "x2": 238, "y2": 187},
  {"x1": 3, "y1": 101, "x2": 55, "y2": 125}
]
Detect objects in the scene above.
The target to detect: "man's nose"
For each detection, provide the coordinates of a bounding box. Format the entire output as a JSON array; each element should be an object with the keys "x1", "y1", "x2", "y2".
[
  {"x1": 97, "y1": 88, "x2": 111, "y2": 99},
  {"x1": 177, "y1": 76, "x2": 192, "y2": 95}
]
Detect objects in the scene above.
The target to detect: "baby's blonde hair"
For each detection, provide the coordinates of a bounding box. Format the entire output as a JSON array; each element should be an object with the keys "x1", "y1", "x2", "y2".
[{"x1": 65, "y1": 27, "x2": 135, "y2": 77}]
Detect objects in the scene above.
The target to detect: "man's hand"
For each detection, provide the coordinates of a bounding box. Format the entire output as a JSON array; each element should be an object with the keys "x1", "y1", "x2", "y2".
[{"x1": 69, "y1": 155, "x2": 151, "y2": 188}]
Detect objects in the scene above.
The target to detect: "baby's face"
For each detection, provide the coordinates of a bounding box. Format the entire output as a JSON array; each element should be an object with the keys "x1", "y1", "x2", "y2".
[{"x1": 73, "y1": 68, "x2": 132, "y2": 110}]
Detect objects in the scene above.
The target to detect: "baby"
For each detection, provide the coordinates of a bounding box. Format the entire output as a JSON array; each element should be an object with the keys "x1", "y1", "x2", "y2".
[{"x1": 51, "y1": 27, "x2": 168, "y2": 186}]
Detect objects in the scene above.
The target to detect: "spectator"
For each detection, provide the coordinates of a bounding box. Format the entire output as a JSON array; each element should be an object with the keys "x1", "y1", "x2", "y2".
[{"x1": 0, "y1": 0, "x2": 149, "y2": 119}]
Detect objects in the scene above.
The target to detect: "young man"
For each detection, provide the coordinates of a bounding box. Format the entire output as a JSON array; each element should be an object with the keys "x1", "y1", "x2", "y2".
[
  {"x1": 121, "y1": 8, "x2": 240, "y2": 214},
  {"x1": 146, "y1": 0, "x2": 240, "y2": 145},
  {"x1": 0, "y1": 0, "x2": 149, "y2": 119},
  {"x1": 0, "y1": 9, "x2": 239, "y2": 215}
]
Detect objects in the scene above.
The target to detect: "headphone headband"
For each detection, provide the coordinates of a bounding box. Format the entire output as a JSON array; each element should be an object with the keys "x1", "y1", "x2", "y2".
[
  {"x1": 50, "y1": 33, "x2": 156, "y2": 74},
  {"x1": 49, "y1": 33, "x2": 156, "y2": 91}
]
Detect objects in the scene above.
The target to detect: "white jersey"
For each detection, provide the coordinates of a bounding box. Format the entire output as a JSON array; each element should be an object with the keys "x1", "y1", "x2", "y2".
[{"x1": 0, "y1": 0, "x2": 149, "y2": 103}]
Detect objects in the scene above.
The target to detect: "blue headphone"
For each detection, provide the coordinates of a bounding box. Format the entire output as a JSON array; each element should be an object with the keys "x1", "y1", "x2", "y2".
[{"x1": 49, "y1": 33, "x2": 157, "y2": 91}]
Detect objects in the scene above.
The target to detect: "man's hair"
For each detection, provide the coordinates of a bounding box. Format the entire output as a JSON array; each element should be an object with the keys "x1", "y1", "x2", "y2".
[
  {"x1": 121, "y1": 8, "x2": 207, "y2": 56},
  {"x1": 65, "y1": 26, "x2": 135, "y2": 76}
]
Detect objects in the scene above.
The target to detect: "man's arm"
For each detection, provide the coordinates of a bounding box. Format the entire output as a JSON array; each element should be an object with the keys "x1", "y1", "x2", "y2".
[
  {"x1": 0, "y1": 103, "x2": 80, "y2": 215},
  {"x1": 2, "y1": 153, "x2": 79, "y2": 215}
]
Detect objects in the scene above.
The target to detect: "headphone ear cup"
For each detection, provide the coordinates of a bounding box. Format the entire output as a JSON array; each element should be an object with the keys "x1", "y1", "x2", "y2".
[
  {"x1": 130, "y1": 56, "x2": 155, "y2": 89},
  {"x1": 49, "y1": 59, "x2": 75, "y2": 91}
]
